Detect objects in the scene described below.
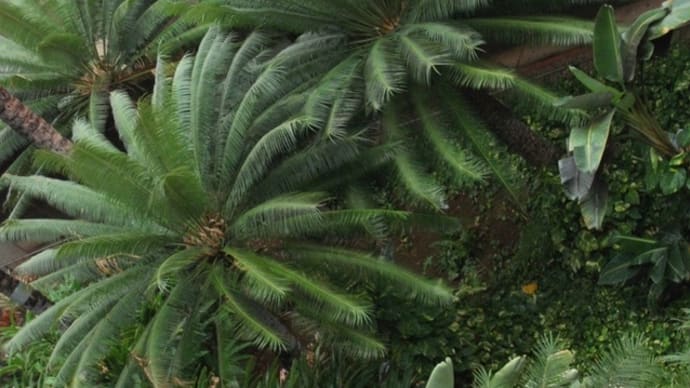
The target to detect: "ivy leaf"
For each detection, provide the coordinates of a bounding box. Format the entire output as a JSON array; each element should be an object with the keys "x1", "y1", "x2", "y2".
[{"x1": 659, "y1": 168, "x2": 687, "y2": 195}]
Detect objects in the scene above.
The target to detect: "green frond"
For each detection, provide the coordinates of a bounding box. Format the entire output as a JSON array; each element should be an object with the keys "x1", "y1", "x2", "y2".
[
  {"x1": 66, "y1": 139, "x2": 177, "y2": 225},
  {"x1": 221, "y1": 63, "x2": 292, "y2": 186},
  {"x1": 171, "y1": 53, "x2": 195, "y2": 137},
  {"x1": 109, "y1": 90, "x2": 143, "y2": 162},
  {"x1": 509, "y1": 77, "x2": 588, "y2": 126},
  {"x1": 14, "y1": 248, "x2": 58, "y2": 277},
  {"x1": 47, "y1": 295, "x2": 118, "y2": 369},
  {"x1": 0, "y1": 219, "x2": 123, "y2": 243},
  {"x1": 365, "y1": 37, "x2": 406, "y2": 110},
  {"x1": 473, "y1": 356, "x2": 526, "y2": 388},
  {"x1": 221, "y1": 30, "x2": 276, "y2": 115},
  {"x1": 225, "y1": 117, "x2": 316, "y2": 212},
  {"x1": 54, "y1": 331, "x2": 94, "y2": 387},
  {"x1": 214, "y1": 318, "x2": 252, "y2": 386},
  {"x1": 152, "y1": 54, "x2": 169, "y2": 109},
  {"x1": 0, "y1": 127, "x2": 30, "y2": 166},
  {"x1": 440, "y1": 87, "x2": 526, "y2": 209},
  {"x1": 403, "y1": 22, "x2": 483, "y2": 60},
  {"x1": 315, "y1": 324, "x2": 386, "y2": 360},
  {"x1": 31, "y1": 257, "x2": 137, "y2": 291},
  {"x1": 522, "y1": 334, "x2": 577, "y2": 387},
  {"x1": 399, "y1": 34, "x2": 449, "y2": 85},
  {"x1": 254, "y1": 137, "x2": 365, "y2": 201},
  {"x1": 286, "y1": 244, "x2": 454, "y2": 305},
  {"x1": 446, "y1": 62, "x2": 516, "y2": 90},
  {"x1": 586, "y1": 334, "x2": 664, "y2": 387},
  {"x1": 71, "y1": 119, "x2": 119, "y2": 152},
  {"x1": 383, "y1": 107, "x2": 446, "y2": 209},
  {"x1": 208, "y1": 0, "x2": 339, "y2": 33},
  {"x1": 321, "y1": 209, "x2": 461, "y2": 235},
  {"x1": 232, "y1": 250, "x2": 372, "y2": 327},
  {"x1": 0, "y1": 174, "x2": 152, "y2": 228},
  {"x1": 191, "y1": 27, "x2": 238, "y2": 186},
  {"x1": 58, "y1": 262, "x2": 154, "y2": 320},
  {"x1": 56, "y1": 233, "x2": 174, "y2": 262},
  {"x1": 411, "y1": 92, "x2": 490, "y2": 185},
  {"x1": 4, "y1": 286, "x2": 85, "y2": 354},
  {"x1": 211, "y1": 268, "x2": 288, "y2": 351},
  {"x1": 114, "y1": 320, "x2": 153, "y2": 388},
  {"x1": 146, "y1": 276, "x2": 204, "y2": 388},
  {"x1": 229, "y1": 192, "x2": 326, "y2": 239},
  {"x1": 407, "y1": 0, "x2": 489, "y2": 23},
  {"x1": 232, "y1": 247, "x2": 373, "y2": 327},
  {"x1": 344, "y1": 186, "x2": 390, "y2": 240},
  {"x1": 88, "y1": 90, "x2": 110, "y2": 134},
  {"x1": 304, "y1": 54, "x2": 365, "y2": 140},
  {"x1": 155, "y1": 247, "x2": 210, "y2": 292},
  {"x1": 225, "y1": 248, "x2": 292, "y2": 305},
  {"x1": 0, "y1": 3, "x2": 56, "y2": 50},
  {"x1": 467, "y1": 17, "x2": 594, "y2": 46},
  {"x1": 69, "y1": 288, "x2": 147, "y2": 387}
]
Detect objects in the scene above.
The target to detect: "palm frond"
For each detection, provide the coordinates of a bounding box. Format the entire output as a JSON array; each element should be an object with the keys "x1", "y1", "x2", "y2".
[
  {"x1": 440, "y1": 87, "x2": 525, "y2": 209},
  {"x1": 399, "y1": 35, "x2": 450, "y2": 85},
  {"x1": 467, "y1": 17, "x2": 594, "y2": 46},
  {"x1": 0, "y1": 219, "x2": 123, "y2": 243},
  {"x1": 407, "y1": 0, "x2": 489, "y2": 23},
  {"x1": 286, "y1": 244, "x2": 454, "y2": 305},
  {"x1": 146, "y1": 275, "x2": 204, "y2": 387},
  {"x1": 586, "y1": 334, "x2": 664, "y2": 388},
  {"x1": 403, "y1": 22, "x2": 483, "y2": 60},
  {"x1": 229, "y1": 192, "x2": 326, "y2": 239},
  {"x1": 365, "y1": 37, "x2": 406, "y2": 110},
  {"x1": 522, "y1": 334, "x2": 577, "y2": 387},
  {"x1": 211, "y1": 268, "x2": 289, "y2": 351},
  {"x1": 411, "y1": 92, "x2": 489, "y2": 185},
  {"x1": 446, "y1": 62, "x2": 516, "y2": 90},
  {"x1": 383, "y1": 107, "x2": 446, "y2": 209}
]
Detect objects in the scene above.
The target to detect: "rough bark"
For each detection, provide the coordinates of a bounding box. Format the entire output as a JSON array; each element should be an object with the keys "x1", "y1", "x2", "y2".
[
  {"x1": 0, "y1": 87, "x2": 63, "y2": 312},
  {"x1": 467, "y1": 90, "x2": 559, "y2": 167},
  {"x1": 0, "y1": 87, "x2": 72, "y2": 154},
  {"x1": 0, "y1": 269, "x2": 51, "y2": 314}
]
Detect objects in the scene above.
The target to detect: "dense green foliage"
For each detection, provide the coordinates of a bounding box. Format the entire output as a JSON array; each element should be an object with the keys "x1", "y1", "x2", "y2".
[
  {"x1": 0, "y1": 1, "x2": 689, "y2": 387},
  {"x1": 0, "y1": 28, "x2": 455, "y2": 386}
]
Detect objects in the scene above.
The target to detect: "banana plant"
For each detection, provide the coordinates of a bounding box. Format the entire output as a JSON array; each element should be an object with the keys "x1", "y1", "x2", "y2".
[
  {"x1": 599, "y1": 232, "x2": 690, "y2": 306},
  {"x1": 557, "y1": 1, "x2": 690, "y2": 229}
]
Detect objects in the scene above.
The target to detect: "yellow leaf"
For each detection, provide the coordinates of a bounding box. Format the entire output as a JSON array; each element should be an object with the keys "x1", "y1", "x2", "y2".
[{"x1": 521, "y1": 282, "x2": 538, "y2": 295}]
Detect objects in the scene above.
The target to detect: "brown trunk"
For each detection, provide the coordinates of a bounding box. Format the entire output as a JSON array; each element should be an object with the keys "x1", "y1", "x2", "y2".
[
  {"x1": 0, "y1": 87, "x2": 72, "y2": 154},
  {"x1": 0, "y1": 87, "x2": 63, "y2": 312},
  {"x1": 0, "y1": 269, "x2": 51, "y2": 314},
  {"x1": 467, "y1": 91, "x2": 559, "y2": 167}
]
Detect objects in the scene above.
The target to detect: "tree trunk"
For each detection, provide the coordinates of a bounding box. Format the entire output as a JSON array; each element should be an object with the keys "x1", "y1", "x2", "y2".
[
  {"x1": 0, "y1": 269, "x2": 50, "y2": 314},
  {"x1": 0, "y1": 88, "x2": 64, "y2": 311},
  {"x1": 468, "y1": 90, "x2": 559, "y2": 167},
  {"x1": 0, "y1": 87, "x2": 72, "y2": 154}
]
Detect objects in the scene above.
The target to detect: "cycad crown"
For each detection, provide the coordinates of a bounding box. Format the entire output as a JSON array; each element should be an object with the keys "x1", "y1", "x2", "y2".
[
  {"x1": 0, "y1": 0, "x2": 204, "y2": 176},
  {"x1": 0, "y1": 28, "x2": 453, "y2": 387},
  {"x1": 190, "y1": 0, "x2": 597, "y2": 210}
]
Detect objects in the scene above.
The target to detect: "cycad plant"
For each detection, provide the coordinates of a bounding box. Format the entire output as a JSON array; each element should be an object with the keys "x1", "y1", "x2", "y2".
[
  {"x1": 0, "y1": 28, "x2": 453, "y2": 386},
  {"x1": 187, "y1": 0, "x2": 601, "y2": 209},
  {"x1": 0, "y1": 0, "x2": 204, "y2": 175},
  {"x1": 427, "y1": 333, "x2": 667, "y2": 388}
]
